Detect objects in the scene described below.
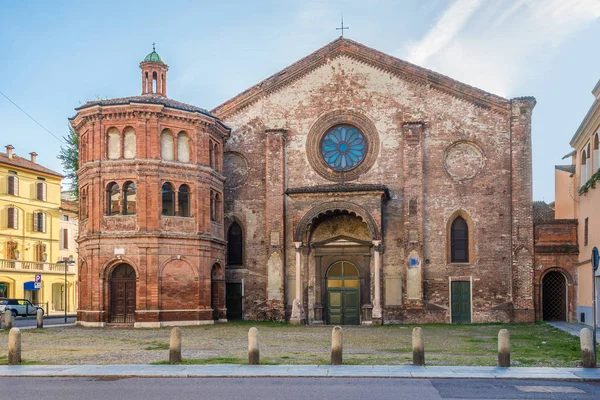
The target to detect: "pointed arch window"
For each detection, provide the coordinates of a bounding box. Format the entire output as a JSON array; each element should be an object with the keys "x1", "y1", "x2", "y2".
[
  {"x1": 107, "y1": 182, "x2": 121, "y2": 216},
  {"x1": 451, "y1": 216, "x2": 469, "y2": 263},
  {"x1": 178, "y1": 185, "x2": 190, "y2": 217},
  {"x1": 123, "y1": 182, "x2": 136, "y2": 215},
  {"x1": 228, "y1": 222, "x2": 243, "y2": 265},
  {"x1": 162, "y1": 182, "x2": 175, "y2": 216}
]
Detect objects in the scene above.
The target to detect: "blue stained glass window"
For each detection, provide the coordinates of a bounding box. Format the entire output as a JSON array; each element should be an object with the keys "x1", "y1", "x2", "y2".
[{"x1": 320, "y1": 125, "x2": 367, "y2": 171}]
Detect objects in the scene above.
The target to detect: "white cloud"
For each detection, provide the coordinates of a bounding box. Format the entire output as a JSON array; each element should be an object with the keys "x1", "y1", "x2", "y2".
[
  {"x1": 402, "y1": 0, "x2": 600, "y2": 97},
  {"x1": 406, "y1": 0, "x2": 482, "y2": 65}
]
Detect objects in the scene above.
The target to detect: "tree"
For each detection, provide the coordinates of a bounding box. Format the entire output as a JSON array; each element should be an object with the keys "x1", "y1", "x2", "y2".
[{"x1": 58, "y1": 124, "x2": 79, "y2": 199}]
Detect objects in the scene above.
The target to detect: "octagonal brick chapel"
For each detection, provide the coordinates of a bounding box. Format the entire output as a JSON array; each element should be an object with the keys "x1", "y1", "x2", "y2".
[{"x1": 71, "y1": 48, "x2": 230, "y2": 327}]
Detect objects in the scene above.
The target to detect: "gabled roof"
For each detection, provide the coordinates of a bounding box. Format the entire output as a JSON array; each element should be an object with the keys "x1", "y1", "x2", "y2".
[
  {"x1": 212, "y1": 37, "x2": 512, "y2": 119},
  {"x1": 0, "y1": 151, "x2": 63, "y2": 178}
]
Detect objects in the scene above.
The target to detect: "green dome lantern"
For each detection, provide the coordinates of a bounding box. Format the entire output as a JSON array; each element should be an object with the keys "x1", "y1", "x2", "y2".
[{"x1": 143, "y1": 43, "x2": 165, "y2": 64}]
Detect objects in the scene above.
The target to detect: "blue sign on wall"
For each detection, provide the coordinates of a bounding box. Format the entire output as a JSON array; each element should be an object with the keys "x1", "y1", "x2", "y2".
[{"x1": 593, "y1": 247, "x2": 599, "y2": 272}]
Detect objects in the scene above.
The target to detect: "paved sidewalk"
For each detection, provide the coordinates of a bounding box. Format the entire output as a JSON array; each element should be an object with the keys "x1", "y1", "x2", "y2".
[
  {"x1": 548, "y1": 321, "x2": 600, "y2": 340},
  {"x1": 0, "y1": 365, "x2": 598, "y2": 380}
]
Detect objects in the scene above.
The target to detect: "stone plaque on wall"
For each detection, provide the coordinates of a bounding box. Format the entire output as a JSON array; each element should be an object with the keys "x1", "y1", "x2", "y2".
[
  {"x1": 385, "y1": 277, "x2": 402, "y2": 306},
  {"x1": 270, "y1": 231, "x2": 280, "y2": 246}
]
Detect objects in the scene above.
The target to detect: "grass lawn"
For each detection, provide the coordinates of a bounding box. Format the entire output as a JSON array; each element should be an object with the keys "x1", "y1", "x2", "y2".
[{"x1": 0, "y1": 321, "x2": 591, "y2": 367}]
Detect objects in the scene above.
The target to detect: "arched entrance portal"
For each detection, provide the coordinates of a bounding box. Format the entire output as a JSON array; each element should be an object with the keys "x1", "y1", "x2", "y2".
[
  {"x1": 542, "y1": 271, "x2": 567, "y2": 321},
  {"x1": 326, "y1": 261, "x2": 360, "y2": 325},
  {"x1": 110, "y1": 264, "x2": 136, "y2": 323},
  {"x1": 211, "y1": 264, "x2": 225, "y2": 321}
]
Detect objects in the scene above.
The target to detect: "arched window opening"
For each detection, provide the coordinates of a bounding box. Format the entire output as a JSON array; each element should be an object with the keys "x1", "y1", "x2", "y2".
[
  {"x1": 162, "y1": 183, "x2": 175, "y2": 216},
  {"x1": 210, "y1": 190, "x2": 215, "y2": 221},
  {"x1": 107, "y1": 128, "x2": 121, "y2": 159},
  {"x1": 177, "y1": 132, "x2": 190, "y2": 163},
  {"x1": 209, "y1": 142, "x2": 214, "y2": 168},
  {"x1": 34, "y1": 242, "x2": 46, "y2": 262},
  {"x1": 123, "y1": 127, "x2": 136, "y2": 159},
  {"x1": 5, "y1": 240, "x2": 18, "y2": 259},
  {"x1": 161, "y1": 74, "x2": 165, "y2": 94},
  {"x1": 215, "y1": 192, "x2": 222, "y2": 222},
  {"x1": 451, "y1": 216, "x2": 469, "y2": 263},
  {"x1": 152, "y1": 71, "x2": 157, "y2": 93},
  {"x1": 36, "y1": 181, "x2": 47, "y2": 201},
  {"x1": 178, "y1": 185, "x2": 190, "y2": 217},
  {"x1": 81, "y1": 187, "x2": 88, "y2": 219},
  {"x1": 7, "y1": 174, "x2": 18, "y2": 196},
  {"x1": 7, "y1": 207, "x2": 18, "y2": 229},
  {"x1": 581, "y1": 149, "x2": 589, "y2": 187},
  {"x1": 33, "y1": 211, "x2": 47, "y2": 233},
  {"x1": 161, "y1": 129, "x2": 174, "y2": 161},
  {"x1": 594, "y1": 133, "x2": 599, "y2": 172},
  {"x1": 228, "y1": 222, "x2": 243, "y2": 265},
  {"x1": 145, "y1": 72, "x2": 149, "y2": 93},
  {"x1": 107, "y1": 182, "x2": 121, "y2": 216},
  {"x1": 214, "y1": 143, "x2": 219, "y2": 171},
  {"x1": 123, "y1": 182, "x2": 136, "y2": 215}
]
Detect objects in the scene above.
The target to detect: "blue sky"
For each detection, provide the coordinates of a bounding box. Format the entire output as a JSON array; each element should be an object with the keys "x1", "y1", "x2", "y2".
[{"x1": 1, "y1": 0, "x2": 599, "y2": 201}]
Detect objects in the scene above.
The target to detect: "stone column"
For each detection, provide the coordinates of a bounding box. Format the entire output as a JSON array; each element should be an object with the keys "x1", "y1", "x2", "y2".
[
  {"x1": 372, "y1": 240, "x2": 383, "y2": 324},
  {"x1": 290, "y1": 242, "x2": 304, "y2": 324}
]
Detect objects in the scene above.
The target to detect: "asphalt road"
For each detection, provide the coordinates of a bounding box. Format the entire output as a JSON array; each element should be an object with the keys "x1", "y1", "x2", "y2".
[
  {"x1": 13, "y1": 316, "x2": 76, "y2": 328},
  {"x1": 0, "y1": 378, "x2": 598, "y2": 400}
]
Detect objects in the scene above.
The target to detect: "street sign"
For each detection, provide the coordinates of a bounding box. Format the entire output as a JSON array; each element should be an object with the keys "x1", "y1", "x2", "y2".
[
  {"x1": 34, "y1": 274, "x2": 42, "y2": 289},
  {"x1": 592, "y1": 247, "x2": 599, "y2": 272}
]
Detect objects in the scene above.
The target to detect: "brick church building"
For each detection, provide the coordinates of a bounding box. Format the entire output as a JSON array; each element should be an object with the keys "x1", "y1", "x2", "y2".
[{"x1": 72, "y1": 38, "x2": 536, "y2": 326}]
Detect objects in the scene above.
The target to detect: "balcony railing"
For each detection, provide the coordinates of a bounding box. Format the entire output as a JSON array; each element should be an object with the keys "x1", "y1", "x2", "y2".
[{"x1": 0, "y1": 259, "x2": 76, "y2": 274}]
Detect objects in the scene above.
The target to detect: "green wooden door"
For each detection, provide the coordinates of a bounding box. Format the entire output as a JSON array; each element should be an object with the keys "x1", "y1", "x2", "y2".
[
  {"x1": 451, "y1": 281, "x2": 471, "y2": 324},
  {"x1": 326, "y1": 261, "x2": 360, "y2": 325},
  {"x1": 226, "y1": 283, "x2": 243, "y2": 320}
]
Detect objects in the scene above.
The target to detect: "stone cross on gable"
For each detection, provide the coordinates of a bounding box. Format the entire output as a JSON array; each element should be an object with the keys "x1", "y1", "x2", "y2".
[{"x1": 336, "y1": 15, "x2": 349, "y2": 37}]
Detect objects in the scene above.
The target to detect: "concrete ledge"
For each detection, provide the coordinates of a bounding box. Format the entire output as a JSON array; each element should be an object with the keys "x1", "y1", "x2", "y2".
[
  {"x1": 76, "y1": 321, "x2": 106, "y2": 328},
  {"x1": 0, "y1": 365, "x2": 597, "y2": 380}
]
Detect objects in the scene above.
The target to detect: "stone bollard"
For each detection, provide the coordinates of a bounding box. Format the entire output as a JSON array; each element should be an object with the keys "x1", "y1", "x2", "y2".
[
  {"x1": 580, "y1": 328, "x2": 596, "y2": 368},
  {"x1": 498, "y1": 329, "x2": 510, "y2": 367},
  {"x1": 169, "y1": 327, "x2": 182, "y2": 364},
  {"x1": 36, "y1": 309, "x2": 44, "y2": 329},
  {"x1": 331, "y1": 326, "x2": 343, "y2": 365},
  {"x1": 248, "y1": 327, "x2": 260, "y2": 365},
  {"x1": 5, "y1": 312, "x2": 13, "y2": 330},
  {"x1": 412, "y1": 327, "x2": 425, "y2": 366},
  {"x1": 8, "y1": 327, "x2": 21, "y2": 365}
]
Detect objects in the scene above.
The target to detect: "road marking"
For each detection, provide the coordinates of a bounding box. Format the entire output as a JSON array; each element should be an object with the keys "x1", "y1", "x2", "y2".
[{"x1": 516, "y1": 385, "x2": 585, "y2": 394}]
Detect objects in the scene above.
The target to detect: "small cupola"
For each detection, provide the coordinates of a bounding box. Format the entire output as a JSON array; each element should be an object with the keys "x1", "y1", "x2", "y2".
[{"x1": 140, "y1": 43, "x2": 169, "y2": 97}]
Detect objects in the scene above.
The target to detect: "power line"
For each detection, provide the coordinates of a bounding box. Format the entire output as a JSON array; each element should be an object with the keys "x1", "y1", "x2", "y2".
[{"x1": 0, "y1": 90, "x2": 64, "y2": 143}]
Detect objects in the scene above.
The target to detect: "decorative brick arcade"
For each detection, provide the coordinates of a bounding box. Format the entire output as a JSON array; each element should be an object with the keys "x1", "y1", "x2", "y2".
[{"x1": 71, "y1": 48, "x2": 230, "y2": 327}]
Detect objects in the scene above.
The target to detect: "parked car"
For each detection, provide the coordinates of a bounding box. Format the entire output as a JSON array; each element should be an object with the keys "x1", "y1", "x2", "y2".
[{"x1": 0, "y1": 299, "x2": 44, "y2": 317}]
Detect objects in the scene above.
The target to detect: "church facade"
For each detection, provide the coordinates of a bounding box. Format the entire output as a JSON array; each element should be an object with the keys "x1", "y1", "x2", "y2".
[
  {"x1": 213, "y1": 38, "x2": 536, "y2": 325},
  {"x1": 72, "y1": 38, "x2": 536, "y2": 326}
]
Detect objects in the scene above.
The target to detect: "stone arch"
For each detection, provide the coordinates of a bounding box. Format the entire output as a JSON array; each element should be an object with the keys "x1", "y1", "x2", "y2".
[
  {"x1": 123, "y1": 126, "x2": 136, "y2": 159},
  {"x1": 294, "y1": 201, "x2": 380, "y2": 242},
  {"x1": 103, "y1": 258, "x2": 139, "y2": 280},
  {"x1": 107, "y1": 127, "x2": 121, "y2": 159},
  {"x1": 78, "y1": 259, "x2": 90, "y2": 310},
  {"x1": 541, "y1": 268, "x2": 570, "y2": 322},
  {"x1": 446, "y1": 209, "x2": 477, "y2": 264},
  {"x1": 159, "y1": 258, "x2": 199, "y2": 311},
  {"x1": 158, "y1": 256, "x2": 198, "y2": 279}
]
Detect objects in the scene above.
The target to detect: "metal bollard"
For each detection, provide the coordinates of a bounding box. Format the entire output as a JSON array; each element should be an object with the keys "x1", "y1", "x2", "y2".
[
  {"x1": 498, "y1": 329, "x2": 510, "y2": 367},
  {"x1": 580, "y1": 328, "x2": 596, "y2": 368},
  {"x1": 331, "y1": 326, "x2": 343, "y2": 365},
  {"x1": 169, "y1": 327, "x2": 182, "y2": 364},
  {"x1": 8, "y1": 327, "x2": 21, "y2": 365},
  {"x1": 412, "y1": 327, "x2": 425, "y2": 366},
  {"x1": 248, "y1": 327, "x2": 260, "y2": 365},
  {"x1": 36, "y1": 309, "x2": 44, "y2": 329}
]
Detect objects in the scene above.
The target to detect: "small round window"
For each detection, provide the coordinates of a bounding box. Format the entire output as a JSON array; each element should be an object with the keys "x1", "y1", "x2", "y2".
[{"x1": 320, "y1": 125, "x2": 367, "y2": 171}]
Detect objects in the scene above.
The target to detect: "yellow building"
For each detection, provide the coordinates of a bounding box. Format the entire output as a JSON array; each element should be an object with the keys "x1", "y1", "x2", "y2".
[{"x1": 0, "y1": 145, "x2": 77, "y2": 315}]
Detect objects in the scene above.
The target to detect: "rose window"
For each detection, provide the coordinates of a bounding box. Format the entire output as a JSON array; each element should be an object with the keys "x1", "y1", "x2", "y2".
[{"x1": 320, "y1": 125, "x2": 367, "y2": 171}]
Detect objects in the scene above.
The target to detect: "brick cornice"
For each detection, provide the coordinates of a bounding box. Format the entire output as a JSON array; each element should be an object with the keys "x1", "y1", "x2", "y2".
[{"x1": 212, "y1": 38, "x2": 512, "y2": 119}]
